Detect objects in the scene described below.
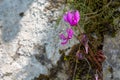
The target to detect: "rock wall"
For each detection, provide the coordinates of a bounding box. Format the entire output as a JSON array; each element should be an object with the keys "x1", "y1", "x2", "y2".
[
  {"x1": 0, "y1": 0, "x2": 67, "y2": 80},
  {"x1": 103, "y1": 31, "x2": 120, "y2": 80}
]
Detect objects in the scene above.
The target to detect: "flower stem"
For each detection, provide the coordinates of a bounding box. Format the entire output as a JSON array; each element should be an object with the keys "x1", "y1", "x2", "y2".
[{"x1": 77, "y1": 24, "x2": 82, "y2": 34}]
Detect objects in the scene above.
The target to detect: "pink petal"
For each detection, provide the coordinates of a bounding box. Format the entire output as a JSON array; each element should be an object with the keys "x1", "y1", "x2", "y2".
[
  {"x1": 70, "y1": 19, "x2": 77, "y2": 26},
  {"x1": 63, "y1": 14, "x2": 68, "y2": 22},
  {"x1": 67, "y1": 11, "x2": 73, "y2": 25},
  {"x1": 59, "y1": 34, "x2": 66, "y2": 40},
  {"x1": 59, "y1": 33, "x2": 68, "y2": 45},
  {"x1": 74, "y1": 10, "x2": 80, "y2": 22},
  {"x1": 61, "y1": 39, "x2": 68, "y2": 45},
  {"x1": 66, "y1": 28, "x2": 74, "y2": 39}
]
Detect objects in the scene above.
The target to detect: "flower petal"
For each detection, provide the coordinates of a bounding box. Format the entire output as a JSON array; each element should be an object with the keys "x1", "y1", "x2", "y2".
[
  {"x1": 66, "y1": 28, "x2": 74, "y2": 39},
  {"x1": 61, "y1": 39, "x2": 68, "y2": 45},
  {"x1": 59, "y1": 34, "x2": 66, "y2": 40},
  {"x1": 67, "y1": 11, "x2": 73, "y2": 25},
  {"x1": 63, "y1": 13, "x2": 68, "y2": 22},
  {"x1": 74, "y1": 10, "x2": 80, "y2": 22},
  {"x1": 70, "y1": 19, "x2": 77, "y2": 26},
  {"x1": 59, "y1": 33, "x2": 68, "y2": 45}
]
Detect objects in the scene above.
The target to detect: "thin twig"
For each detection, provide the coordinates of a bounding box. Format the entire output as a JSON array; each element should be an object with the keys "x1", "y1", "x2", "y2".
[
  {"x1": 72, "y1": 60, "x2": 78, "y2": 80},
  {"x1": 84, "y1": 57, "x2": 92, "y2": 73},
  {"x1": 84, "y1": 0, "x2": 112, "y2": 16},
  {"x1": 97, "y1": 70, "x2": 103, "y2": 80},
  {"x1": 86, "y1": 0, "x2": 112, "y2": 19},
  {"x1": 73, "y1": 34, "x2": 81, "y2": 43},
  {"x1": 88, "y1": 46, "x2": 101, "y2": 71}
]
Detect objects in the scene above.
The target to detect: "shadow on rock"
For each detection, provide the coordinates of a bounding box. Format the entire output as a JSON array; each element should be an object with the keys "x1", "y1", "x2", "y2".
[{"x1": 0, "y1": 0, "x2": 33, "y2": 42}]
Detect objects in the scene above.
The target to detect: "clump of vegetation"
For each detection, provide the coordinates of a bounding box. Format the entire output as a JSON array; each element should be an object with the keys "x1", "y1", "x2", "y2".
[
  {"x1": 58, "y1": 0, "x2": 120, "y2": 80},
  {"x1": 69, "y1": 0, "x2": 120, "y2": 37}
]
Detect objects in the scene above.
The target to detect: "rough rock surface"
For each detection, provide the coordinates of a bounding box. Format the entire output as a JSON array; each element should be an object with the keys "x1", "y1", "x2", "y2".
[
  {"x1": 103, "y1": 31, "x2": 120, "y2": 80},
  {"x1": 0, "y1": 0, "x2": 71, "y2": 80}
]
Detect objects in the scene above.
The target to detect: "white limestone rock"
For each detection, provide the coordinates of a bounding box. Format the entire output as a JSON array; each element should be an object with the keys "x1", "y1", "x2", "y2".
[{"x1": 0, "y1": 0, "x2": 64, "y2": 80}]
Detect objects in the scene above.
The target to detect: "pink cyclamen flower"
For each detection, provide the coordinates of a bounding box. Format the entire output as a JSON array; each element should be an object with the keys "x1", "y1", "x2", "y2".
[
  {"x1": 63, "y1": 10, "x2": 80, "y2": 26},
  {"x1": 59, "y1": 28, "x2": 74, "y2": 45}
]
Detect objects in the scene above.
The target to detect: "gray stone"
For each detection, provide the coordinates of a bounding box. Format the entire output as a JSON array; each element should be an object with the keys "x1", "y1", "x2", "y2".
[
  {"x1": 0, "y1": 0, "x2": 67, "y2": 80},
  {"x1": 103, "y1": 31, "x2": 120, "y2": 80}
]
